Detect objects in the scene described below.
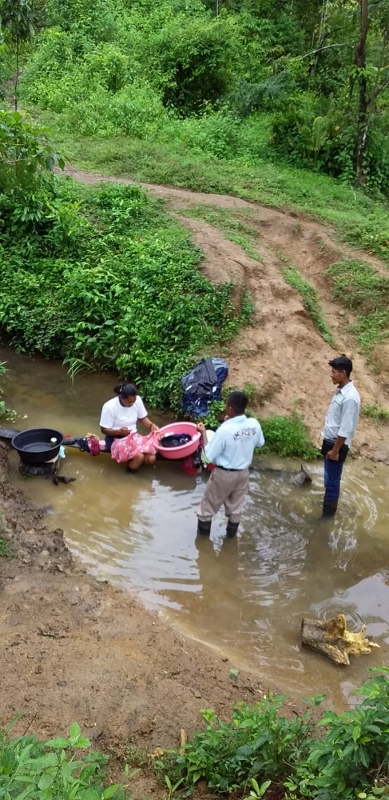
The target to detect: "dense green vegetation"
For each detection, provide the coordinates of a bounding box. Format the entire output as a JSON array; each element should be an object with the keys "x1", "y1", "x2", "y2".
[
  {"x1": 0, "y1": 114, "x2": 250, "y2": 407},
  {"x1": 3, "y1": 0, "x2": 387, "y2": 200},
  {"x1": 158, "y1": 668, "x2": 389, "y2": 799},
  {"x1": 0, "y1": 0, "x2": 388, "y2": 448}
]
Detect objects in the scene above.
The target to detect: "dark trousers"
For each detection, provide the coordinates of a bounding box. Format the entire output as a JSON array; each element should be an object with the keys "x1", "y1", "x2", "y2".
[
  {"x1": 104, "y1": 435, "x2": 118, "y2": 453},
  {"x1": 321, "y1": 439, "x2": 349, "y2": 502}
]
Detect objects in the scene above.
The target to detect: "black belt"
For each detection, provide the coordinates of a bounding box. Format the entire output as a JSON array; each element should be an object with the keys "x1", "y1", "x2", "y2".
[{"x1": 215, "y1": 465, "x2": 242, "y2": 472}]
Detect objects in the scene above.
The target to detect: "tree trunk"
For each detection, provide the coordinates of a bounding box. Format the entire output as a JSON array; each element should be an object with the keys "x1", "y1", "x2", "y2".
[
  {"x1": 354, "y1": 0, "x2": 369, "y2": 185},
  {"x1": 14, "y1": 36, "x2": 20, "y2": 112}
]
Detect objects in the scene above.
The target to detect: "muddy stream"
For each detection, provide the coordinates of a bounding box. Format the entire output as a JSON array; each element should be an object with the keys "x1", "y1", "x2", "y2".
[{"x1": 2, "y1": 346, "x2": 389, "y2": 709}]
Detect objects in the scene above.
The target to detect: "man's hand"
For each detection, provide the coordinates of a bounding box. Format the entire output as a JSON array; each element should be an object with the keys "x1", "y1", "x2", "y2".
[
  {"x1": 197, "y1": 423, "x2": 206, "y2": 435},
  {"x1": 326, "y1": 449, "x2": 339, "y2": 461}
]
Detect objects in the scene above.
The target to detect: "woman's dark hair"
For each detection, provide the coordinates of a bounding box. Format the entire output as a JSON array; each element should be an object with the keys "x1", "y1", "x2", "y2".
[{"x1": 114, "y1": 383, "x2": 137, "y2": 398}]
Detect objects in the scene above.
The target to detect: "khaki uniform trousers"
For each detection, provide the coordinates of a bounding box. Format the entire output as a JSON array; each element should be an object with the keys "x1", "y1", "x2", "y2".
[{"x1": 198, "y1": 466, "x2": 250, "y2": 524}]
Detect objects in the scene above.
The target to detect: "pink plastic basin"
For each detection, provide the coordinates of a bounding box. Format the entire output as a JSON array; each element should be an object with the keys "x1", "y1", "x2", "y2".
[{"x1": 155, "y1": 422, "x2": 201, "y2": 460}]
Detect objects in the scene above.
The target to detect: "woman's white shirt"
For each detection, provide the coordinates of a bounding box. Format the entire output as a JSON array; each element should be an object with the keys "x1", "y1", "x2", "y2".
[{"x1": 100, "y1": 396, "x2": 148, "y2": 433}]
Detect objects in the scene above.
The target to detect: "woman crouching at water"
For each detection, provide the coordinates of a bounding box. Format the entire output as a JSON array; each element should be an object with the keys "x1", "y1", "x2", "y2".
[{"x1": 100, "y1": 383, "x2": 159, "y2": 472}]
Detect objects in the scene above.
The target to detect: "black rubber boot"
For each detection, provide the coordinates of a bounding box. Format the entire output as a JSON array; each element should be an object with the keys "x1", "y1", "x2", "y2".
[
  {"x1": 226, "y1": 521, "x2": 239, "y2": 538},
  {"x1": 197, "y1": 519, "x2": 212, "y2": 536},
  {"x1": 322, "y1": 497, "x2": 338, "y2": 518}
]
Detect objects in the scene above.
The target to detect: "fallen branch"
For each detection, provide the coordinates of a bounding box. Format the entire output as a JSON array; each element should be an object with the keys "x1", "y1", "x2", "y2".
[{"x1": 301, "y1": 613, "x2": 379, "y2": 666}]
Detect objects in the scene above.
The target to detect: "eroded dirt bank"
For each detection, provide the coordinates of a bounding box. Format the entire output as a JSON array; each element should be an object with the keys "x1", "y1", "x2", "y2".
[
  {"x1": 64, "y1": 167, "x2": 389, "y2": 465},
  {"x1": 0, "y1": 441, "x2": 280, "y2": 793}
]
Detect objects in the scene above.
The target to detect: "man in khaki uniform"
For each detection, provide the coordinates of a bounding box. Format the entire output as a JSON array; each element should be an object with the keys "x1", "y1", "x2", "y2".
[{"x1": 197, "y1": 391, "x2": 265, "y2": 538}]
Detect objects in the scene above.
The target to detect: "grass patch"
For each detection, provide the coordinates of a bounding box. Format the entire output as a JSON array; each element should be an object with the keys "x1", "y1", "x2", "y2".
[
  {"x1": 326, "y1": 258, "x2": 389, "y2": 352},
  {"x1": 0, "y1": 535, "x2": 14, "y2": 558},
  {"x1": 180, "y1": 205, "x2": 263, "y2": 262},
  {"x1": 203, "y1": 403, "x2": 319, "y2": 459},
  {"x1": 281, "y1": 263, "x2": 335, "y2": 346},
  {"x1": 42, "y1": 122, "x2": 389, "y2": 264},
  {"x1": 362, "y1": 404, "x2": 389, "y2": 422},
  {"x1": 260, "y1": 411, "x2": 319, "y2": 460}
]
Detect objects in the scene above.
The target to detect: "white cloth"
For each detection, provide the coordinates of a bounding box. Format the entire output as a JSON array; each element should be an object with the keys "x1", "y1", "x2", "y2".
[
  {"x1": 100, "y1": 396, "x2": 148, "y2": 434},
  {"x1": 322, "y1": 381, "x2": 360, "y2": 446},
  {"x1": 204, "y1": 415, "x2": 265, "y2": 469}
]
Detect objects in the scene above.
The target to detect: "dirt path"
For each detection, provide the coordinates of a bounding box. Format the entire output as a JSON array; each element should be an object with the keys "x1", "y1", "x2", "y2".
[
  {"x1": 0, "y1": 441, "x2": 281, "y2": 794},
  {"x1": 64, "y1": 167, "x2": 389, "y2": 463}
]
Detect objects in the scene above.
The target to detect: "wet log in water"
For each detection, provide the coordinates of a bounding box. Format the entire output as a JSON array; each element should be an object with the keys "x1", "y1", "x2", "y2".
[{"x1": 301, "y1": 614, "x2": 379, "y2": 666}]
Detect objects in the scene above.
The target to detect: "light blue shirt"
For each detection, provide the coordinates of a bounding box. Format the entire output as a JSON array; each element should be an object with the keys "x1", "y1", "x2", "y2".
[
  {"x1": 204, "y1": 415, "x2": 265, "y2": 469},
  {"x1": 322, "y1": 381, "x2": 360, "y2": 447}
]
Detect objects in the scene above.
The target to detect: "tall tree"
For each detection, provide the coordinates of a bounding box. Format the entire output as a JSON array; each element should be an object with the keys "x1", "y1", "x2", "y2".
[{"x1": 0, "y1": 0, "x2": 35, "y2": 110}]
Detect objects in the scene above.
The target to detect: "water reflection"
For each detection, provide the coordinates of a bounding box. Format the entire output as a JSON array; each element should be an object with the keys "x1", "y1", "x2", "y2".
[{"x1": 1, "y1": 345, "x2": 389, "y2": 708}]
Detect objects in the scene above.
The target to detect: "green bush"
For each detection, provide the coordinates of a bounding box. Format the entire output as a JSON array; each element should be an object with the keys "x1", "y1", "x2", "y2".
[
  {"x1": 157, "y1": 696, "x2": 315, "y2": 793},
  {"x1": 201, "y1": 403, "x2": 318, "y2": 459},
  {"x1": 0, "y1": 721, "x2": 125, "y2": 799},
  {"x1": 160, "y1": 669, "x2": 389, "y2": 799},
  {"x1": 0, "y1": 180, "x2": 251, "y2": 407},
  {"x1": 260, "y1": 411, "x2": 319, "y2": 459},
  {"x1": 0, "y1": 109, "x2": 63, "y2": 196}
]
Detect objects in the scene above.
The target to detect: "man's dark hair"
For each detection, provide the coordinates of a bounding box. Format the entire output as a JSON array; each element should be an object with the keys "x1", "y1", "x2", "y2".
[
  {"x1": 227, "y1": 390, "x2": 248, "y2": 415},
  {"x1": 329, "y1": 355, "x2": 353, "y2": 377}
]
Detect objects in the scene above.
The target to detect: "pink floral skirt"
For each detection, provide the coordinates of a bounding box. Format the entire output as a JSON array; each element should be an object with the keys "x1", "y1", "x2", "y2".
[{"x1": 110, "y1": 432, "x2": 157, "y2": 464}]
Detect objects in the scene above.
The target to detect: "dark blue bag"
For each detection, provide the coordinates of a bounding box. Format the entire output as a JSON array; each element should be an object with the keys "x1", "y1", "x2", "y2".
[{"x1": 181, "y1": 357, "x2": 228, "y2": 418}]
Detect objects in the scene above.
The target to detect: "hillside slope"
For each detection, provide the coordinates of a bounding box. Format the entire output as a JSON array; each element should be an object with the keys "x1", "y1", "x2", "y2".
[{"x1": 64, "y1": 167, "x2": 389, "y2": 463}]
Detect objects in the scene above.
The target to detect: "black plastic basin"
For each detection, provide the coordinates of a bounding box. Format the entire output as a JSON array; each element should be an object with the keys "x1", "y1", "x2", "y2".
[{"x1": 12, "y1": 427, "x2": 64, "y2": 465}]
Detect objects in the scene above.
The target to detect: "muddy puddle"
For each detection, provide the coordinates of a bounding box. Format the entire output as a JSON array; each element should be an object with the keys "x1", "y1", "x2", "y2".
[{"x1": 1, "y1": 346, "x2": 389, "y2": 708}]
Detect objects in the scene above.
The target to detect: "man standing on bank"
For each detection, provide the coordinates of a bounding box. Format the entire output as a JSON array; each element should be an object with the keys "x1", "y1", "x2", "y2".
[
  {"x1": 196, "y1": 391, "x2": 265, "y2": 538},
  {"x1": 321, "y1": 355, "x2": 360, "y2": 518}
]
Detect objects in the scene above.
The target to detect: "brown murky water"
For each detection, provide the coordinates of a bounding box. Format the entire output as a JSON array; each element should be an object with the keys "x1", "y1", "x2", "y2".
[{"x1": 2, "y1": 346, "x2": 389, "y2": 708}]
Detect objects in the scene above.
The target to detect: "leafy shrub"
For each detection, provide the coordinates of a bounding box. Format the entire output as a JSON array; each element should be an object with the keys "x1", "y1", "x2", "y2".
[
  {"x1": 202, "y1": 402, "x2": 318, "y2": 459},
  {"x1": 160, "y1": 669, "x2": 389, "y2": 799},
  {"x1": 158, "y1": 696, "x2": 315, "y2": 793},
  {"x1": 0, "y1": 721, "x2": 125, "y2": 799},
  {"x1": 260, "y1": 411, "x2": 319, "y2": 459},
  {"x1": 0, "y1": 181, "x2": 251, "y2": 407},
  {"x1": 0, "y1": 110, "x2": 63, "y2": 196},
  {"x1": 289, "y1": 669, "x2": 389, "y2": 799}
]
